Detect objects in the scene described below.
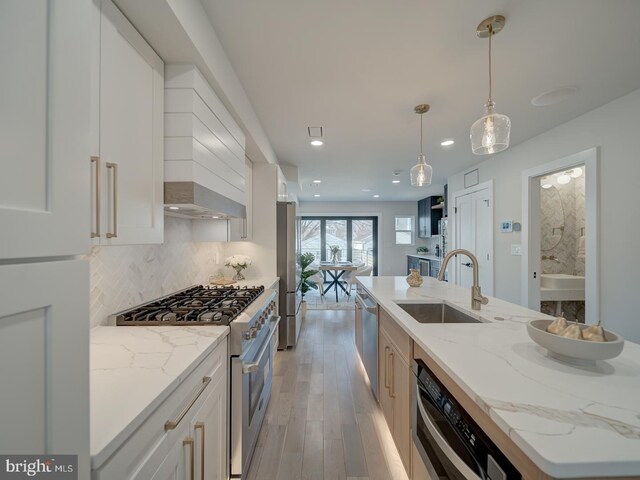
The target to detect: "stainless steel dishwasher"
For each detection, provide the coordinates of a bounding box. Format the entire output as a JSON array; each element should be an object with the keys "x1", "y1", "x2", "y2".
[{"x1": 355, "y1": 287, "x2": 378, "y2": 400}]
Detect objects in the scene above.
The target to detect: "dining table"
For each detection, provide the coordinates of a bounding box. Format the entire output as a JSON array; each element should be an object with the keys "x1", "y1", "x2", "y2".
[{"x1": 316, "y1": 261, "x2": 358, "y2": 302}]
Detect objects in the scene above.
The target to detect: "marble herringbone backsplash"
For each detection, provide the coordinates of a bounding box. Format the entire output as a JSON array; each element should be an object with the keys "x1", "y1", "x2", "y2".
[{"x1": 87, "y1": 217, "x2": 225, "y2": 327}]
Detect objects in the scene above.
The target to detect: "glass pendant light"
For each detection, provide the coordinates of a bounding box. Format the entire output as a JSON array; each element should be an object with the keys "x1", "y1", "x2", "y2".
[
  {"x1": 470, "y1": 15, "x2": 511, "y2": 155},
  {"x1": 410, "y1": 104, "x2": 433, "y2": 187}
]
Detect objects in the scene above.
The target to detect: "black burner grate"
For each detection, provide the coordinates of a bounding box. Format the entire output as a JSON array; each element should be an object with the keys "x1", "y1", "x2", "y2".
[{"x1": 114, "y1": 285, "x2": 265, "y2": 326}]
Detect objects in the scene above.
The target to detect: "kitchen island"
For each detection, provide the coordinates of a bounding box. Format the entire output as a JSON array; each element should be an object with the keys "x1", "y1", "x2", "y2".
[{"x1": 357, "y1": 276, "x2": 640, "y2": 479}]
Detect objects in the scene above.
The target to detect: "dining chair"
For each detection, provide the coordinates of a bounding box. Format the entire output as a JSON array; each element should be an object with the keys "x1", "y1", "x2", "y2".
[{"x1": 342, "y1": 265, "x2": 373, "y2": 299}]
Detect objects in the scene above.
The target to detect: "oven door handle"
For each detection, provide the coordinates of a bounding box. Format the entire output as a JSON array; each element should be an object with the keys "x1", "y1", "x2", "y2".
[
  {"x1": 416, "y1": 383, "x2": 483, "y2": 480},
  {"x1": 242, "y1": 316, "x2": 280, "y2": 374}
]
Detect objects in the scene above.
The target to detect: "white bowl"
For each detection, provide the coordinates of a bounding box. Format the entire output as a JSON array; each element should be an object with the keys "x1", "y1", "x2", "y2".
[{"x1": 527, "y1": 319, "x2": 624, "y2": 365}]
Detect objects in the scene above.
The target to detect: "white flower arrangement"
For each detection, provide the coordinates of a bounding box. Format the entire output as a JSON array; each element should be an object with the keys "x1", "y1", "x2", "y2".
[
  {"x1": 225, "y1": 254, "x2": 252, "y2": 281},
  {"x1": 225, "y1": 255, "x2": 252, "y2": 268}
]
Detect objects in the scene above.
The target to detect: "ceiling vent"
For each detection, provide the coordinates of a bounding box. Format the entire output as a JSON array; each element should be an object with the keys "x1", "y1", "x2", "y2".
[{"x1": 308, "y1": 126, "x2": 323, "y2": 137}]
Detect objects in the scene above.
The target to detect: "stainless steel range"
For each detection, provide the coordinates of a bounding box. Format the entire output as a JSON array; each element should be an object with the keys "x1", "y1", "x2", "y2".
[{"x1": 111, "y1": 284, "x2": 280, "y2": 479}]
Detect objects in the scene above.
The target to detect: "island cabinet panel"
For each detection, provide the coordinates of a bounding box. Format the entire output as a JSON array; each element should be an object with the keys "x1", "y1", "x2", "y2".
[{"x1": 379, "y1": 308, "x2": 412, "y2": 477}]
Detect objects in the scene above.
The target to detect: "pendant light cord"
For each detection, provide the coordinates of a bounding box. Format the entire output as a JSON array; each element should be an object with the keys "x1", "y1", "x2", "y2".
[
  {"x1": 420, "y1": 113, "x2": 423, "y2": 154},
  {"x1": 488, "y1": 25, "x2": 493, "y2": 104}
]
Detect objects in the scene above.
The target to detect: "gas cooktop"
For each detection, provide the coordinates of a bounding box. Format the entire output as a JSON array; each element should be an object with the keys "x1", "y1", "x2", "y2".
[{"x1": 113, "y1": 285, "x2": 265, "y2": 326}]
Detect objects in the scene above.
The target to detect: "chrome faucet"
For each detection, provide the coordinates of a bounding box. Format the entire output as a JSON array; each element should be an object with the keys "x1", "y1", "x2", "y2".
[{"x1": 437, "y1": 249, "x2": 489, "y2": 310}]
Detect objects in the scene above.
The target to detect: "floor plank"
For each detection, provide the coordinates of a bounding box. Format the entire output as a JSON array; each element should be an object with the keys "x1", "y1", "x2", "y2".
[{"x1": 246, "y1": 309, "x2": 409, "y2": 480}]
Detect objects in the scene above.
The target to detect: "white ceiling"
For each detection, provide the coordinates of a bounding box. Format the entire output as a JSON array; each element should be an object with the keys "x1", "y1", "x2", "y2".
[{"x1": 201, "y1": 0, "x2": 640, "y2": 201}]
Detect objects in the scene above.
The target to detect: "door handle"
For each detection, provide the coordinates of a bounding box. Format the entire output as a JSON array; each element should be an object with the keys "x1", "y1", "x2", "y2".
[
  {"x1": 90, "y1": 156, "x2": 101, "y2": 238},
  {"x1": 462, "y1": 262, "x2": 472, "y2": 268},
  {"x1": 195, "y1": 422, "x2": 205, "y2": 480},
  {"x1": 106, "y1": 162, "x2": 118, "y2": 238},
  {"x1": 389, "y1": 351, "x2": 396, "y2": 398},
  {"x1": 384, "y1": 346, "x2": 390, "y2": 389}
]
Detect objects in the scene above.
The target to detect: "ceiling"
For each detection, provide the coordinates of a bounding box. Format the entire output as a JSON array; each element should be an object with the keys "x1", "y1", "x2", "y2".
[{"x1": 201, "y1": 0, "x2": 640, "y2": 201}]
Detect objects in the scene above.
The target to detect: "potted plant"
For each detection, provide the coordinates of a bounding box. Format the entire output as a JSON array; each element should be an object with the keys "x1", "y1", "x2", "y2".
[{"x1": 299, "y1": 252, "x2": 319, "y2": 319}]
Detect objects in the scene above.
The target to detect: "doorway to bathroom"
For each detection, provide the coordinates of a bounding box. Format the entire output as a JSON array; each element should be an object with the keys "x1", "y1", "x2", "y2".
[{"x1": 522, "y1": 148, "x2": 599, "y2": 324}]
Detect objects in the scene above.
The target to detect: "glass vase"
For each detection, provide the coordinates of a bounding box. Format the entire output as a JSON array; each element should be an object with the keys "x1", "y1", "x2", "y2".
[{"x1": 233, "y1": 267, "x2": 245, "y2": 281}]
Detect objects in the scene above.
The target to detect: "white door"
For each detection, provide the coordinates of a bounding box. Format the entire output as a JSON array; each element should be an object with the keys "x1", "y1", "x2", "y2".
[
  {"x1": 455, "y1": 193, "x2": 474, "y2": 288},
  {"x1": 0, "y1": 260, "x2": 90, "y2": 477},
  {"x1": 97, "y1": 0, "x2": 164, "y2": 245},
  {"x1": 0, "y1": 0, "x2": 91, "y2": 259},
  {"x1": 454, "y1": 187, "x2": 494, "y2": 296},
  {"x1": 191, "y1": 375, "x2": 228, "y2": 480}
]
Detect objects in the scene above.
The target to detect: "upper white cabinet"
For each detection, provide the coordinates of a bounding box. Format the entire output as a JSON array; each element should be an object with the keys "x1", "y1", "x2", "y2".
[
  {"x1": 91, "y1": 0, "x2": 164, "y2": 245},
  {"x1": 0, "y1": 0, "x2": 91, "y2": 259}
]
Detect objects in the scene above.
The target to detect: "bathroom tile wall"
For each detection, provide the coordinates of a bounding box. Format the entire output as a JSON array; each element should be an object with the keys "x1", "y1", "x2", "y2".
[
  {"x1": 540, "y1": 172, "x2": 585, "y2": 275},
  {"x1": 87, "y1": 217, "x2": 226, "y2": 327}
]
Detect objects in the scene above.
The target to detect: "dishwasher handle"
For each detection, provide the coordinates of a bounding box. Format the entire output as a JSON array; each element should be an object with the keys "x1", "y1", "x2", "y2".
[{"x1": 355, "y1": 294, "x2": 377, "y2": 314}]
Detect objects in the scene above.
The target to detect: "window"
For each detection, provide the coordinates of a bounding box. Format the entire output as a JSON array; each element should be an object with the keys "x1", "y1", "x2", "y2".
[
  {"x1": 301, "y1": 216, "x2": 378, "y2": 275},
  {"x1": 394, "y1": 216, "x2": 414, "y2": 245}
]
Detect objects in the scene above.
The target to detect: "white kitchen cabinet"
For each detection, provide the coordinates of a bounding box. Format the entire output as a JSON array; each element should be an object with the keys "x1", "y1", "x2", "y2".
[
  {"x1": 190, "y1": 372, "x2": 228, "y2": 480},
  {"x1": 229, "y1": 158, "x2": 253, "y2": 241},
  {"x1": 277, "y1": 166, "x2": 289, "y2": 202},
  {"x1": 91, "y1": 0, "x2": 164, "y2": 245},
  {"x1": 0, "y1": 260, "x2": 90, "y2": 477},
  {"x1": 0, "y1": 0, "x2": 91, "y2": 259},
  {"x1": 93, "y1": 341, "x2": 228, "y2": 480}
]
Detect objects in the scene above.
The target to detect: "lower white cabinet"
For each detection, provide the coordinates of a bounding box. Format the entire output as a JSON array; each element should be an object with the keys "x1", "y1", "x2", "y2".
[
  {"x1": 189, "y1": 375, "x2": 228, "y2": 480},
  {"x1": 0, "y1": 260, "x2": 90, "y2": 477},
  {"x1": 93, "y1": 341, "x2": 228, "y2": 480}
]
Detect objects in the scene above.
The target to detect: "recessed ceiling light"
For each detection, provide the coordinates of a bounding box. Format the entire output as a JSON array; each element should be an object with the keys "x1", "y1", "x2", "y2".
[
  {"x1": 440, "y1": 139, "x2": 455, "y2": 146},
  {"x1": 531, "y1": 86, "x2": 579, "y2": 107},
  {"x1": 168, "y1": 206, "x2": 179, "y2": 210},
  {"x1": 314, "y1": 194, "x2": 321, "y2": 197},
  {"x1": 313, "y1": 179, "x2": 322, "y2": 183},
  {"x1": 310, "y1": 140, "x2": 324, "y2": 146},
  {"x1": 392, "y1": 180, "x2": 400, "y2": 184},
  {"x1": 212, "y1": 216, "x2": 219, "y2": 219},
  {"x1": 373, "y1": 194, "x2": 380, "y2": 198},
  {"x1": 361, "y1": 188, "x2": 371, "y2": 192}
]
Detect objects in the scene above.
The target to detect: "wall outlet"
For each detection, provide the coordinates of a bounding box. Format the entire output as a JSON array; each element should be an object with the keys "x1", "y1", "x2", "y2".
[{"x1": 511, "y1": 244, "x2": 522, "y2": 256}]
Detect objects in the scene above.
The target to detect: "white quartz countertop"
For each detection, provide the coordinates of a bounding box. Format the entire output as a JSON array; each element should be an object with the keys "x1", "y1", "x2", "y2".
[
  {"x1": 407, "y1": 253, "x2": 443, "y2": 262},
  {"x1": 90, "y1": 325, "x2": 229, "y2": 469},
  {"x1": 357, "y1": 276, "x2": 640, "y2": 478}
]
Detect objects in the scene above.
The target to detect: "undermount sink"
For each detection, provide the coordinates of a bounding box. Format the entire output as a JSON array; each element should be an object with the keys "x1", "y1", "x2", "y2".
[
  {"x1": 396, "y1": 303, "x2": 480, "y2": 324},
  {"x1": 540, "y1": 274, "x2": 585, "y2": 290}
]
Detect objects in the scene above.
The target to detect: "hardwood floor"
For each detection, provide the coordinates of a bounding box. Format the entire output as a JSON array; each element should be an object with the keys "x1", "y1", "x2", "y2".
[{"x1": 246, "y1": 310, "x2": 410, "y2": 480}]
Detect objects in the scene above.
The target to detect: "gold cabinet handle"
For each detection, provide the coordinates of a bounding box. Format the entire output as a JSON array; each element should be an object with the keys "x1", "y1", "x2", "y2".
[
  {"x1": 389, "y1": 351, "x2": 396, "y2": 398},
  {"x1": 106, "y1": 162, "x2": 118, "y2": 238},
  {"x1": 90, "y1": 156, "x2": 101, "y2": 238},
  {"x1": 195, "y1": 422, "x2": 205, "y2": 480},
  {"x1": 184, "y1": 437, "x2": 195, "y2": 480},
  {"x1": 384, "y1": 346, "x2": 390, "y2": 389},
  {"x1": 165, "y1": 377, "x2": 212, "y2": 430}
]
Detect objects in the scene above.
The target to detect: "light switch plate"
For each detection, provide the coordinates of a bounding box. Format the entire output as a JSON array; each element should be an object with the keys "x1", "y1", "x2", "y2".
[{"x1": 511, "y1": 244, "x2": 522, "y2": 256}]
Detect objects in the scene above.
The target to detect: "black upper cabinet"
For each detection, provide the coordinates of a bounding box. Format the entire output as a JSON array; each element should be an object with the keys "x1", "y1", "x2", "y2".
[
  {"x1": 443, "y1": 184, "x2": 448, "y2": 218},
  {"x1": 417, "y1": 196, "x2": 444, "y2": 238}
]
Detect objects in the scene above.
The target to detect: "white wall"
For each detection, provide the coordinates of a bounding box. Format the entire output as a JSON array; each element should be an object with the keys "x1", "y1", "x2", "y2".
[
  {"x1": 299, "y1": 201, "x2": 429, "y2": 276},
  {"x1": 448, "y1": 88, "x2": 640, "y2": 341}
]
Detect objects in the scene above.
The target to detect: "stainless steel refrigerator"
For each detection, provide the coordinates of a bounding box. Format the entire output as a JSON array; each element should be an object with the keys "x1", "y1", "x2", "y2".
[{"x1": 276, "y1": 201, "x2": 302, "y2": 349}]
